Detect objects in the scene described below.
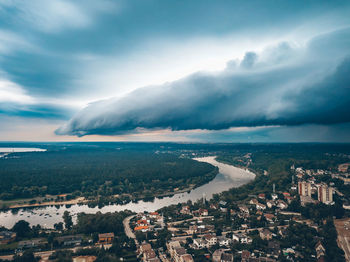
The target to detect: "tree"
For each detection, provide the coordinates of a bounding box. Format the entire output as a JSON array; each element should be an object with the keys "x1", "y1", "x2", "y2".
[
  {"x1": 13, "y1": 250, "x2": 38, "y2": 262},
  {"x1": 54, "y1": 222, "x2": 63, "y2": 231},
  {"x1": 12, "y1": 220, "x2": 31, "y2": 238},
  {"x1": 63, "y1": 211, "x2": 73, "y2": 230}
]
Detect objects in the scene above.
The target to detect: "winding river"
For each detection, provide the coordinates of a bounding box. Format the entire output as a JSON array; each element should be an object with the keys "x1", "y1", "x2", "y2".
[{"x1": 0, "y1": 156, "x2": 255, "y2": 229}]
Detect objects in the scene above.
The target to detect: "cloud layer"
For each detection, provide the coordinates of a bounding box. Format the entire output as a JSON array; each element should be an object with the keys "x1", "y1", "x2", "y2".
[{"x1": 56, "y1": 29, "x2": 350, "y2": 136}]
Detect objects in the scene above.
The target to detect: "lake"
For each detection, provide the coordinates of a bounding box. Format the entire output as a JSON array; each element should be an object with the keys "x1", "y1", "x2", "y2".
[
  {"x1": 0, "y1": 148, "x2": 47, "y2": 153},
  {"x1": 0, "y1": 156, "x2": 255, "y2": 228}
]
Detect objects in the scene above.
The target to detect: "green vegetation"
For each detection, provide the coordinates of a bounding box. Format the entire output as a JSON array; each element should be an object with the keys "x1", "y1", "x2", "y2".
[{"x1": 0, "y1": 144, "x2": 216, "y2": 202}]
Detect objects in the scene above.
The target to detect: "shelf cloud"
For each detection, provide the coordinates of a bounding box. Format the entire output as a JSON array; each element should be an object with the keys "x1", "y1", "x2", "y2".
[{"x1": 56, "y1": 28, "x2": 350, "y2": 136}]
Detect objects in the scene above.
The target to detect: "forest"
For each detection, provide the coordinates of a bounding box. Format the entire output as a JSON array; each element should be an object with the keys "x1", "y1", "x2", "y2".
[{"x1": 0, "y1": 143, "x2": 217, "y2": 201}]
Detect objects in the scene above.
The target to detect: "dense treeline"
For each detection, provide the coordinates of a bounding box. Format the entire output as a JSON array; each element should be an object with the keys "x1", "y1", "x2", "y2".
[{"x1": 0, "y1": 145, "x2": 216, "y2": 200}]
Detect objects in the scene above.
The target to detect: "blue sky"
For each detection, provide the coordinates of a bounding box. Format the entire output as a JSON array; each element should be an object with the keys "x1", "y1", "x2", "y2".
[{"x1": 0, "y1": 0, "x2": 350, "y2": 142}]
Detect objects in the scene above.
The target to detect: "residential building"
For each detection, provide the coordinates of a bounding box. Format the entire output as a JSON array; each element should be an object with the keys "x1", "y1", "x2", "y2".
[
  {"x1": 232, "y1": 233, "x2": 252, "y2": 244},
  {"x1": 276, "y1": 200, "x2": 288, "y2": 209},
  {"x1": 140, "y1": 243, "x2": 152, "y2": 253},
  {"x1": 298, "y1": 181, "x2": 312, "y2": 197},
  {"x1": 315, "y1": 241, "x2": 325, "y2": 259},
  {"x1": 56, "y1": 235, "x2": 83, "y2": 246},
  {"x1": 173, "y1": 247, "x2": 187, "y2": 262},
  {"x1": 256, "y1": 203, "x2": 266, "y2": 210},
  {"x1": 135, "y1": 226, "x2": 149, "y2": 232},
  {"x1": 193, "y1": 238, "x2": 207, "y2": 249},
  {"x1": 72, "y1": 256, "x2": 97, "y2": 262},
  {"x1": 318, "y1": 184, "x2": 333, "y2": 204},
  {"x1": 266, "y1": 200, "x2": 275, "y2": 209},
  {"x1": 203, "y1": 234, "x2": 217, "y2": 246},
  {"x1": 259, "y1": 229, "x2": 273, "y2": 240},
  {"x1": 18, "y1": 238, "x2": 47, "y2": 249},
  {"x1": 167, "y1": 241, "x2": 181, "y2": 258},
  {"x1": 217, "y1": 236, "x2": 232, "y2": 246},
  {"x1": 98, "y1": 233, "x2": 114, "y2": 245},
  {"x1": 212, "y1": 250, "x2": 233, "y2": 262},
  {"x1": 179, "y1": 254, "x2": 194, "y2": 262}
]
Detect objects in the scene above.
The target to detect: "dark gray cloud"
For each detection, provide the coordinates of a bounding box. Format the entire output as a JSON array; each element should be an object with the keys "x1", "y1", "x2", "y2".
[{"x1": 56, "y1": 28, "x2": 350, "y2": 136}]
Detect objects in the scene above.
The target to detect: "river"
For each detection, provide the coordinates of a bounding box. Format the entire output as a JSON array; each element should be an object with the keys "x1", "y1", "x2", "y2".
[{"x1": 0, "y1": 156, "x2": 255, "y2": 229}]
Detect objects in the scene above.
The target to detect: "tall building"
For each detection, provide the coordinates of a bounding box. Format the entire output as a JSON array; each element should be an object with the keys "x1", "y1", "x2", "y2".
[
  {"x1": 298, "y1": 181, "x2": 312, "y2": 197},
  {"x1": 318, "y1": 184, "x2": 333, "y2": 204}
]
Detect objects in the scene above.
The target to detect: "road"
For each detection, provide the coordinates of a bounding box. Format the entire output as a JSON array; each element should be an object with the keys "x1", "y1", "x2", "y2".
[
  {"x1": 166, "y1": 216, "x2": 214, "y2": 227},
  {"x1": 334, "y1": 218, "x2": 350, "y2": 262},
  {"x1": 170, "y1": 225, "x2": 290, "y2": 242},
  {"x1": 123, "y1": 215, "x2": 138, "y2": 246}
]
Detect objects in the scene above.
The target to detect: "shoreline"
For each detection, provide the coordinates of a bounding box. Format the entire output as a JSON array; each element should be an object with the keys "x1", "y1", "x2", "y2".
[
  {"x1": 0, "y1": 156, "x2": 256, "y2": 228},
  {"x1": 4, "y1": 157, "x2": 254, "y2": 210}
]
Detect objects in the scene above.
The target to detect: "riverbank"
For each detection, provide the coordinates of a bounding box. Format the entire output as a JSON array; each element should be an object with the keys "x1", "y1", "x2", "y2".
[
  {"x1": 2, "y1": 168, "x2": 218, "y2": 210},
  {"x1": 0, "y1": 156, "x2": 255, "y2": 228}
]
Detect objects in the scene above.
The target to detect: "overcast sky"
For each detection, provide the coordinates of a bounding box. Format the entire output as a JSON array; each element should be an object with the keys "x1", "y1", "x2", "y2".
[{"x1": 0, "y1": 0, "x2": 350, "y2": 142}]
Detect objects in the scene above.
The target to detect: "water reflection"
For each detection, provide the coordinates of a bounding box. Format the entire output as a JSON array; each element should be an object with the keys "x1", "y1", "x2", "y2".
[{"x1": 0, "y1": 157, "x2": 255, "y2": 228}]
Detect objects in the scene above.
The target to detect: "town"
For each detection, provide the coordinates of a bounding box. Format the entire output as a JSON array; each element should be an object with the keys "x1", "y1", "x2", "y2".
[{"x1": 1, "y1": 159, "x2": 349, "y2": 262}]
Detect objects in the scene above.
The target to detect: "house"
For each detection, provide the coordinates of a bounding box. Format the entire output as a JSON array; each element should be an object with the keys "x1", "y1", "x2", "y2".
[
  {"x1": 282, "y1": 192, "x2": 290, "y2": 198},
  {"x1": 56, "y1": 235, "x2": 83, "y2": 246},
  {"x1": 213, "y1": 250, "x2": 233, "y2": 262},
  {"x1": 219, "y1": 201, "x2": 228, "y2": 212},
  {"x1": 140, "y1": 243, "x2": 160, "y2": 262},
  {"x1": 259, "y1": 229, "x2": 273, "y2": 240},
  {"x1": 199, "y1": 209, "x2": 208, "y2": 216},
  {"x1": 135, "y1": 226, "x2": 149, "y2": 232},
  {"x1": 204, "y1": 234, "x2": 217, "y2": 246},
  {"x1": 18, "y1": 238, "x2": 47, "y2": 249},
  {"x1": 271, "y1": 193, "x2": 278, "y2": 200},
  {"x1": 98, "y1": 233, "x2": 114, "y2": 245},
  {"x1": 137, "y1": 220, "x2": 149, "y2": 226},
  {"x1": 266, "y1": 200, "x2": 275, "y2": 209},
  {"x1": 239, "y1": 205, "x2": 249, "y2": 214},
  {"x1": 167, "y1": 241, "x2": 181, "y2": 258},
  {"x1": 193, "y1": 238, "x2": 207, "y2": 249},
  {"x1": 144, "y1": 249, "x2": 157, "y2": 261},
  {"x1": 72, "y1": 256, "x2": 97, "y2": 262},
  {"x1": 256, "y1": 203, "x2": 266, "y2": 210},
  {"x1": 173, "y1": 247, "x2": 187, "y2": 262},
  {"x1": 264, "y1": 213, "x2": 275, "y2": 223},
  {"x1": 0, "y1": 231, "x2": 16, "y2": 245},
  {"x1": 315, "y1": 241, "x2": 325, "y2": 259},
  {"x1": 249, "y1": 199, "x2": 259, "y2": 205},
  {"x1": 217, "y1": 236, "x2": 232, "y2": 246},
  {"x1": 180, "y1": 206, "x2": 191, "y2": 215},
  {"x1": 149, "y1": 211, "x2": 159, "y2": 217},
  {"x1": 140, "y1": 243, "x2": 152, "y2": 253},
  {"x1": 232, "y1": 233, "x2": 252, "y2": 244},
  {"x1": 179, "y1": 254, "x2": 194, "y2": 262},
  {"x1": 276, "y1": 200, "x2": 288, "y2": 209},
  {"x1": 193, "y1": 208, "x2": 208, "y2": 216},
  {"x1": 258, "y1": 193, "x2": 266, "y2": 199}
]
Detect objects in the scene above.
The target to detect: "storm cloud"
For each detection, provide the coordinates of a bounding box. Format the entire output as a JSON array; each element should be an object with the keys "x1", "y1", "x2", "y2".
[{"x1": 56, "y1": 29, "x2": 350, "y2": 136}]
